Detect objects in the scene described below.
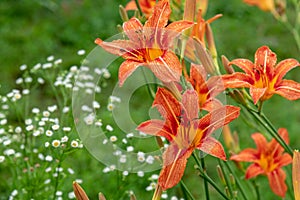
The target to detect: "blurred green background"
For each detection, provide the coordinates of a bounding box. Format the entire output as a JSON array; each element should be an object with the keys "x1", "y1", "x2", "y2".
[{"x1": 1, "y1": 0, "x2": 300, "y2": 199}]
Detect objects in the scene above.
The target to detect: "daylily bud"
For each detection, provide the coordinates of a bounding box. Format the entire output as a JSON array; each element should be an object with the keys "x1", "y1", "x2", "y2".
[
  {"x1": 196, "y1": 0, "x2": 208, "y2": 16},
  {"x1": 205, "y1": 23, "x2": 220, "y2": 74},
  {"x1": 152, "y1": 185, "x2": 162, "y2": 200},
  {"x1": 130, "y1": 193, "x2": 137, "y2": 200},
  {"x1": 293, "y1": 150, "x2": 300, "y2": 200},
  {"x1": 217, "y1": 165, "x2": 226, "y2": 185},
  {"x1": 98, "y1": 193, "x2": 107, "y2": 200},
  {"x1": 73, "y1": 182, "x2": 89, "y2": 200},
  {"x1": 117, "y1": 24, "x2": 123, "y2": 33},
  {"x1": 228, "y1": 90, "x2": 248, "y2": 107},
  {"x1": 229, "y1": 174, "x2": 236, "y2": 188},
  {"x1": 183, "y1": 0, "x2": 196, "y2": 22},
  {"x1": 193, "y1": 37, "x2": 217, "y2": 75},
  {"x1": 222, "y1": 55, "x2": 234, "y2": 74},
  {"x1": 222, "y1": 125, "x2": 240, "y2": 154},
  {"x1": 156, "y1": 136, "x2": 164, "y2": 148},
  {"x1": 119, "y1": 5, "x2": 129, "y2": 22}
]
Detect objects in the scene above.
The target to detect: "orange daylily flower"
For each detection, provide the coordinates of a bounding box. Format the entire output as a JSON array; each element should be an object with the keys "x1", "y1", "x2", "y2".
[
  {"x1": 95, "y1": 0, "x2": 193, "y2": 86},
  {"x1": 221, "y1": 46, "x2": 300, "y2": 104},
  {"x1": 293, "y1": 150, "x2": 300, "y2": 200},
  {"x1": 187, "y1": 63, "x2": 224, "y2": 111},
  {"x1": 243, "y1": 0, "x2": 275, "y2": 12},
  {"x1": 138, "y1": 87, "x2": 240, "y2": 190},
  {"x1": 125, "y1": 0, "x2": 157, "y2": 18},
  {"x1": 230, "y1": 128, "x2": 292, "y2": 197}
]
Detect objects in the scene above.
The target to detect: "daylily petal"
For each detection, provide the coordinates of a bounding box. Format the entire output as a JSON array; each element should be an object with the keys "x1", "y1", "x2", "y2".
[
  {"x1": 182, "y1": 90, "x2": 199, "y2": 121},
  {"x1": 275, "y1": 79, "x2": 300, "y2": 100},
  {"x1": 123, "y1": 18, "x2": 144, "y2": 44},
  {"x1": 144, "y1": 0, "x2": 170, "y2": 29},
  {"x1": 293, "y1": 150, "x2": 300, "y2": 200},
  {"x1": 152, "y1": 87, "x2": 181, "y2": 134},
  {"x1": 221, "y1": 73, "x2": 253, "y2": 88},
  {"x1": 274, "y1": 58, "x2": 300, "y2": 82},
  {"x1": 190, "y1": 63, "x2": 207, "y2": 86},
  {"x1": 267, "y1": 168, "x2": 287, "y2": 197},
  {"x1": 137, "y1": 119, "x2": 174, "y2": 141},
  {"x1": 95, "y1": 39, "x2": 139, "y2": 60},
  {"x1": 148, "y1": 51, "x2": 182, "y2": 83},
  {"x1": 250, "y1": 87, "x2": 267, "y2": 104},
  {"x1": 197, "y1": 136, "x2": 226, "y2": 160},
  {"x1": 158, "y1": 145, "x2": 193, "y2": 190},
  {"x1": 245, "y1": 163, "x2": 264, "y2": 179},
  {"x1": 254, "y1": 46, "x2": 276, "y2": 73},
  {"x1": 206, "y1": 76, "x2": 226, "y2": 97},
  {"x1": 276, "y1": 153, "x2": 292, "y2": 168},
  {"x1": 230, "y1": 148, "x2": 258, "y2": 162},
  {"x1": 199, "y1": 106, "x2": 240, "y2": 137},
  {"x1": 201, "y1": 98, "x2": 223, "y2": 112},
  {"x1": 118, "y1": 60, "x2": 142, "y2": 86},
  {"x1": 251, "y1": 133, "x2": 268, "y2": 153},
  {"x1": 163, "y1": 20, "x2": 194, "y2": 46},
  {"x1": 229, "y1": 59, "x2": 254, "y2": 75},
  {"x1": 269, "y1": 128, "x2": 289, "y2": 156}
]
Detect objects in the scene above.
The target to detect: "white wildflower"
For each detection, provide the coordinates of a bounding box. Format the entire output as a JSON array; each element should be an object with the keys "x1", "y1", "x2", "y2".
[
  {"x1": 45, "y1": 155, "x2": 53, "y2": 162},
  {"x1": 126, "y1": 146, "x2": 134, "y2": 152},
  {"x1": 71, "y1": 140, "x2": 79, "y2": 148},
  {"x1": 20, "y1": 64, "x2": 27, "y2": 71},
  {"x1": 77, "y1": 49, "x2": 86, "y2": 55},
  {"x1": 0, "y1": 156, "x2": 5, "y2": 163},
  {"x1": 45, "y1": 130, "x2": 53, "y2": 137},
  {"x1": 48, "y1": 105, "x2": 57, "y2": 112},
  {"x1": 52, "y1": 140, "x2": 60, "y2": 148},
  {"x1": 68, "y1": 168, "x2": 75, "y2": 174},
  {"x1": 63, "y1": 127, "x2": 71, "y2": 132},
  {"x1": 47, "y1": 55, "x2": 55, "y2": 61},
  {"x1": 51, "y1": 124, "x2": 60, "y2": 131},
  {"x1": 61, "y1": 136, "x2": 68, "y2": 143},
  {"x1": 109, "y1": 136, "x2": 117, "y2": 142},
  {"x1": 137, "y1": 171, "x2": 144, "y2": 177},
  {"x1": 106, "y1": 125, "x2": 113, "y2": 132}
]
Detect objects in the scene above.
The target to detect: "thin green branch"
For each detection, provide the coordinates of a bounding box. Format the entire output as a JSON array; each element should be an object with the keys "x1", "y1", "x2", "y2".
[
  {"x1": 201, "y1": 157, "x2": 210, "y2": 200},
  {"x1": 192, "y1": 152, "x2": 230, "y2": 200},
  {"x1": 224, "y1": 161, "x2": 249, "y2": 200},
  {"x1": 180, "y1": 180, "x2": 196, "y2": 200}
]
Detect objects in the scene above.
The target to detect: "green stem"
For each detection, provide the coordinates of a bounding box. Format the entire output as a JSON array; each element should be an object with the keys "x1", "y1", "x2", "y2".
[
  {"x1": 201, "y1": 156, "x2": 210, "y2": 200},
  {"x1": 134, "y1": 0, "x2": 143, "y2": 17},
  {"x1": 246, "y1": 106, "x2": 293, "y2": 155},
  {"x1": 180, "y1": 180, "x2": 196, "y2": 200},
  {"x1": 192, "y1": 152, "x2": 230, "y2": 200},
  {"x1": 252, "y1": 180, "x2": 260, "y2": 200},
  {"x1": 224, "y1": 161, "x2": 249, "y2": 200},
  {"x1": 218, "y1": 160, "x2": 233, "y2": 199}
]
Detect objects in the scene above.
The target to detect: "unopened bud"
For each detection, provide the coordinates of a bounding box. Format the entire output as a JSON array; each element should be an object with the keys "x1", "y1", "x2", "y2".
[
  {"x1": 130, "y1": 193, "x2": 137, "y2": 200},
  {"x1": 73, "y1": 182, "x2": 89, "y2": 200},
  {"x1": 98, "y1": 193, "x2": 106, "y2": 200},
  {"x1": 222, "y1": 55, "x2": 234, "y2": 74},
  {"x1": 229, "y1": 174, "x2": 236, "y2": 188},
  {"x1": 119, "y1": 5, "x2": 129, "y2": 22},
  {"x1": 217, "y1": 165, "x2": 226, "y2": 185},
  {"x1": 196, "y1": 0, "x2": 208, "y2": 16}
]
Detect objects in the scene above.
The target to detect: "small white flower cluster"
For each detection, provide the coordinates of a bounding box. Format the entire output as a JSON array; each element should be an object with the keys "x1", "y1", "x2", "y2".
[{"x1": 0, "y1": 53, "x2": 88, "y2": 199}]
